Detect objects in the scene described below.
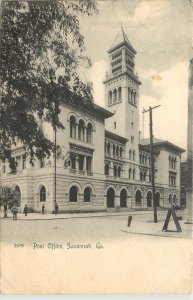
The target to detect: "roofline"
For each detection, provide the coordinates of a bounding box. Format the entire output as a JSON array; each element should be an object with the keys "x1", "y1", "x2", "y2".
[
  {"x1": 108, "y1": 41, "x2": 137, "y2": 55},
  {"x1": 93, "y1": 104, "x2": 114, "y2": 118},
  {"x1": 103, "y1": 70, "x2": 141, "y2": 85},
  {"x1": 140, "y1": 140, "x2": 185, "y2": 153},
  {"x1": 105, "y1": 130, "x2": 129, "y2": 143}
]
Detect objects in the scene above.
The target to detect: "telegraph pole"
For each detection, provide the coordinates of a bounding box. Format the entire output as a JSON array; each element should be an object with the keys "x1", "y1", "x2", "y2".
[{"x1": 143, "y1": 105, "x2": 161, "y2": 223}]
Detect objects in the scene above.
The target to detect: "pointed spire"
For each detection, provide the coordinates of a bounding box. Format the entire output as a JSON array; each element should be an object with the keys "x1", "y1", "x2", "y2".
[{"x1": 109, "y1": 26, "x2": 136, "y2": 54}]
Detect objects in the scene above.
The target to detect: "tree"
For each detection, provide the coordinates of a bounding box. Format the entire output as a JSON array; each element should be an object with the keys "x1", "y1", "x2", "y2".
[
  {"x1": 0, "y1": 1, "x2": 98, "y2": 169},
  {"x1": 0, "y1": 185, "x2": 17, "y2": 208}
]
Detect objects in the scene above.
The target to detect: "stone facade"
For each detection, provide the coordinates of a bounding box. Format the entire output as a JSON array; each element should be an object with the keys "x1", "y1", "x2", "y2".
[{"x1": 1, "y1": 29, "x2": 185, "y2": 213}]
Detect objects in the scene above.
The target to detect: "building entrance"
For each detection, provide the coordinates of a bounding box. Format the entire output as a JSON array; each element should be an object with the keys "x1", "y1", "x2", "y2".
[{"x1": 107, "y1": 188, "x2": 115, "y2": 208}]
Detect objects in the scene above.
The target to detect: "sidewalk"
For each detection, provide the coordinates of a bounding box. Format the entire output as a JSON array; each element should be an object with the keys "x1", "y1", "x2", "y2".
[
  {"x1": 122, "y1": 217, "x2": 193, "y2": 239},
  {"x1": 1, "y1": 209, "x2": 168, "y2": 221}
]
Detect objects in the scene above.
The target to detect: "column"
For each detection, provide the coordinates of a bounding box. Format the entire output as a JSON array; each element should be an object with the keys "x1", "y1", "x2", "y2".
[
  {"x1": 84, "y1": 127, "x2": 87, "y2": 142},
  {"x1": 83, "y1": 155, "x2": 86, "y2": 173},
  {"x1": 109, "y1": 161, "x2": 113, "y2": 176},
  {"x1": 75, "y1": 124, "x2": 78, "y2": 139}
]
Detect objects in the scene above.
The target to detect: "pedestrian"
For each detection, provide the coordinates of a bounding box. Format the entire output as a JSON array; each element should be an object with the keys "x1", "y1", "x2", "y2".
[
  {"x1": 12, "y1": 204, "x2": 18, "y2": 221},
  {"x1": 55, "y1": 202, "x2": 58, "y2": 215},
  {"x1": 3, "y1": 202, "x2": 7, "y2": 218},
  {"x1": 23, "y1": 204, "x2": 28, "y2": 217},
  {"x1": 42, "y1": 204, "x2": 45, "y2": 215}
]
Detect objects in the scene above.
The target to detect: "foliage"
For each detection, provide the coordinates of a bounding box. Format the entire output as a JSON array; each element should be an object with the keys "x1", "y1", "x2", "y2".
[
  {"x1": 0, "y1": 185, "x2": 19, "y2": 208},
  {"x1": 1, "y1": 0, "x2": 98, "y2": 168}
]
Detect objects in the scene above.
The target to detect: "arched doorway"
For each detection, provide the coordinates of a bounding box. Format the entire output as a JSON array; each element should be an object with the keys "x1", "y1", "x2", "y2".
[
  {"x1": 84, "y1": 187, "x2": 92, "y2": 202},
  {"x1": 69, "y1": 186, "x2": 78, "y2": 202},
  {"x1": 155, "y1": 191, "x2": 160, "y2": 207},
  {"x1": 120, "y1": 189, "x2": 127, "y2": 208},
  {"x1": 147, "y1": 191, "x2": 152, "y2": 207},
  {"x1": 107, "y1": 188, "x2": 115, "y2": 208},
  {"x1": 14, "y1": 185, "x2": 21, "y2": 206},
  {"x1": 40, "y1": 186, "x2": 46, "y2": 202},
  {"x1": 135, "y1": 190, "x2": 142, "y2": 206}
]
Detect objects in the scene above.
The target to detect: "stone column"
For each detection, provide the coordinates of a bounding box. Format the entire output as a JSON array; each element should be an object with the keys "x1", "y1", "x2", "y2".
[
  {"x1": 84, "y1": 127, "x2": 87, "y2": 142},
  {"x1": 75, "y1": 124, "x2": 78, "y2": 139},
  {"x1": 83, "y1": 156, "x2": 86, "y2": 172}
]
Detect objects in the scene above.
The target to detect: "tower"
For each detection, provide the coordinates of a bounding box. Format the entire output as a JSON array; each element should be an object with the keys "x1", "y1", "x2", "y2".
[{"x1": 103, "y1": 27, "x2": 141, "y2": 166}]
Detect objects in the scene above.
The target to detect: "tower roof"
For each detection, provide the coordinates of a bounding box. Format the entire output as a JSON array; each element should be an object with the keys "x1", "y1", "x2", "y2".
[{"x1": 109, "y1": 28, "x2": 136, "y2": 54}]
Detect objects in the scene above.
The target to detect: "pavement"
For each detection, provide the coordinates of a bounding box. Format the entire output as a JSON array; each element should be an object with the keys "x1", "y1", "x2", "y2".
[
  {"x1": 1, "y1": 209, "x2": 167, "y2": 221},
  {"x1": 1, "y1": 209, "x2": 192, "y2": 240}
]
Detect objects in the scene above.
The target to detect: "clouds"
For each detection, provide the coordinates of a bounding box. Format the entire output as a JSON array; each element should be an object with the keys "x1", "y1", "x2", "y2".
[
  {"x1": 133, "y1": 0, "x2": 170, "y2": 24},
  {"x1": 139, "y1": 62, "x2": 188, "y2": 149},
  {"x1": 78, "y1": 0, "x2": 191, "y2": 152}
]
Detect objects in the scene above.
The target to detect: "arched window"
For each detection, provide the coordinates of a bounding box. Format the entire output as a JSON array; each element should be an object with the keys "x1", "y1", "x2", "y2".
[
  {"x1": 70, "y1": 116, "x2": 76, "y2": 139},
  {"x1": 140, "y1": 171, "x2": 143, "y2": 181},
  {"x1": 143, "y1": 172, "x2": 146, "y2": 181},
  {"x1": 78, "y1": 119, "x2": 85, "y2": 141},
  {"x1": 118, "y1": 87, "x2": 122, "y2": 100},
  {"x1": 116, "y1": 146, "x2": 119, "y2": 157},
  {"x1": 135, "y1": 190, "x2": 142, "y2": 205},
  {"x1": 133, "y1": 151, "x2": 135, "y2": 161},
  {"x1": 120, "y1": 147, "x2": 123, "y2": 158},
  {"x1": 109, "y1": 91, "x2": 112, "y2": 105},
  {"x1": 14, "y1": 185, "x2": 21, "y2": 205},
  {"x1": 113, "y1": 165, "x2": 117, "y2": 177},
  {"x1": 87, "y1": 123, "x2": 93, "y2": 143},
  {"x1": 113, "y1": 145, "x2": 116, "y2": 156},
  {"x1": 120, "y1": 189, "x2": 127, "y2": 208},
  {"x1": 131, "y1": 122, "x2": 134, "y2": 129},
  {"x1": 149, "y1": 172, "x2": 152, "y2": 182},
  {"x1": 128, "y1": 87, "x2": 131, "y2": 101},
  {"x1": 69, "y1": 186, "x2": 78, "y2": 202},
  {"x1": 107, "y1": 143, "x2": 110, "y2": 156},
  {"x1": 131, "y1": 90, "x2": 133, "y2": 103},
  {"x1": 84, "y1": 187, "x2": 92, "y2": 202},
  {"x1": 129, "y1": 150, "x2": 132, "y2": 160},
  {"x1": 40, "y1": 186, "x2": 46, "y2": 202},
  {"x1": 105, "y1": 163, "x2": 109, "y2": 176},
  {"x1": 174, "y1": 158, "x2": 177, "y2": 169},
  {"x1": 134, "y1": 92, "x2": 136, "y2": 105},
  {"x1": 133, "y1": 169, "x2": 135, "y2": 180},
  {"x1": 113, "y1": 89, "x2": 117, "y2": 103},
  {"x1": 117, "y1": 166, "x2": 121, "y2": 177},
  {"x1": 129, "y1": 168, "x2": 132, "y2": 179},
  {"x1": 140, "y1": 154, "x2": 142, "y2": 164},
  {"x1": 70, "y1": 153, "x2": 76, "y2": 169}
]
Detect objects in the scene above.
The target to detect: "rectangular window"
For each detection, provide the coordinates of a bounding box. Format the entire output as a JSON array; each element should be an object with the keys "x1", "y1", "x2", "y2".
[
  {"x1": 86, "y1": 157, "x2": 92, "y2": 173},
  {"x1": 40, "y1": 158, "x2": 45, "y2": 168},
  {"x1": 22, "y1": 156, "x2": 26, "y2": 169}
]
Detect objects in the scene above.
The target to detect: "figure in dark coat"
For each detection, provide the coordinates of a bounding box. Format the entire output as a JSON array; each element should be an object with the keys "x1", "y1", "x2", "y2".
[
  {"x1": 55, "y1": 202, "x2": 59, "y2": 215},
  {"x1": 3, "y1": 202, "x2": 7, "y2": 218},
  {"x1": 12, "y1": 205, "x2": 18, "y2": 221},
  {"x1": 42, "y1": 204, "x2": 45, "y2": 214},
  {"x1": 23, "y1": 204, "x2": 28, "y2": 216}
]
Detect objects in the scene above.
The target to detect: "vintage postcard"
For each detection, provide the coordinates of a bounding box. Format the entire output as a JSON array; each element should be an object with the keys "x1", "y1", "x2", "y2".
[{"x1": 0, "y1": 0, "x2": 193, "y2": 295}]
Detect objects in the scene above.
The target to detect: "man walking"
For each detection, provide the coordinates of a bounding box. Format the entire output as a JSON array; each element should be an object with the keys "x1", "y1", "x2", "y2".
[
  {"x1": 55, "y1": 202, "x2": 59, "y2": 215},
  {"x1": 23, "y1": 204, "x2": 28, "y2": 217}
]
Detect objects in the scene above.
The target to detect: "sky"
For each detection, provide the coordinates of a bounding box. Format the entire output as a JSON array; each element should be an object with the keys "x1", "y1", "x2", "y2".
[{"x1": 78, "y1": 0, "x2": 193, "y2": 157}]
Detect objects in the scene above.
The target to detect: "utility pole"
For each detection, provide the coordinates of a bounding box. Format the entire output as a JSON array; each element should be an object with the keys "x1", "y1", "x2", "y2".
[{"x1": 143, "y1": 105, "x2": 161, "y2": 223}]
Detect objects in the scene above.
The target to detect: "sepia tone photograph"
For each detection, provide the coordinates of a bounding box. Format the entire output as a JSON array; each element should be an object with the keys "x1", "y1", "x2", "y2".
[{"x1": 0, "y1": 0, "x2": 193, "y2": 295}]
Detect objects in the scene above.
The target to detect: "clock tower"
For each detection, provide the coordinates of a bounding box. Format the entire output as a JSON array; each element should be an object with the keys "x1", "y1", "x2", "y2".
[{"x1": 103, "y1": 27, "x2": 141, "y2": 165}]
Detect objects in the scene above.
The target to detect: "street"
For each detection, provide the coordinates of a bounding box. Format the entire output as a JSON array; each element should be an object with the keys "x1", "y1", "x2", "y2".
[{"x1": 1, "y1": 211, "x2": 192, "y2": 245}]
